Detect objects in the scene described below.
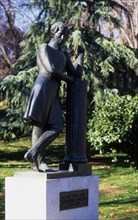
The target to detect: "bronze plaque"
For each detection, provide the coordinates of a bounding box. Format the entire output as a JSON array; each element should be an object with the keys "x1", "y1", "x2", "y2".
[{"x1": 60, "y1": 189, "x2": 88, "y2": 211}]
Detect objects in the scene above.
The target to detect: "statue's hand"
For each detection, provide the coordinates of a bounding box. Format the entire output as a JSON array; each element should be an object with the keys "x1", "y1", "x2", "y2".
[
  {"x1": 77, "y1": 46, "x2": 84, "y2": 55},
  {"x1": 52, "y1": 68, "x2": 74, "y2": 83}
]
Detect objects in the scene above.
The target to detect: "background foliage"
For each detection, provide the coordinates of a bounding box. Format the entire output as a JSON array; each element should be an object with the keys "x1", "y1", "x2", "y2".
[{"x1": 0, "y1": 0, "x2": 138, "y2": 165}]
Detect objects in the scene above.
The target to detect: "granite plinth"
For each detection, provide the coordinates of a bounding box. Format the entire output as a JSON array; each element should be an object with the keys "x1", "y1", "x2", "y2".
[{"x1": 5, "y1": 171, "x2": 99, "y2": 220}]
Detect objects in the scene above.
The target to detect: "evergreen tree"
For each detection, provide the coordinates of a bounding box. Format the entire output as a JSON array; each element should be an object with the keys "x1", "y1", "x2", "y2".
[{"x1": 0, "y1": 0, "x2": 138, "y2": 165}]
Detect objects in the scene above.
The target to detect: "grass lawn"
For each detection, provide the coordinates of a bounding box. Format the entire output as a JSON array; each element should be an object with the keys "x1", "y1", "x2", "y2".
[{"x1": 0, "y1": 136, "x2": 138, "y2": 220}]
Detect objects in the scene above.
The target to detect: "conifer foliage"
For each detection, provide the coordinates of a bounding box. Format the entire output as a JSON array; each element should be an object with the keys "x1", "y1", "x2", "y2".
[{"x1": 0, "y1": 1, "x2": 138, "y2": 164}]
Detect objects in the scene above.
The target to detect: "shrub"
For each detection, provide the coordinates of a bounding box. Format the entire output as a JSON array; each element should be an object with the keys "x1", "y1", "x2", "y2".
[{"x1": 87, "y1": 92, "x2": 138, "y2": 152}]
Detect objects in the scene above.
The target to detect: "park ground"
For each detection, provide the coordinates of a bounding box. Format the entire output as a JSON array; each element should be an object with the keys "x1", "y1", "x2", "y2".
[{"x1": 0, "y1": 135, "x2": 138, "y2": 220}]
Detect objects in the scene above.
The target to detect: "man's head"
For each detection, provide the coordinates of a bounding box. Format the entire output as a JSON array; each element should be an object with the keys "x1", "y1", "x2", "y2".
[{"x1": 50, "y1": 22, "x2": 69, "y2": 45}]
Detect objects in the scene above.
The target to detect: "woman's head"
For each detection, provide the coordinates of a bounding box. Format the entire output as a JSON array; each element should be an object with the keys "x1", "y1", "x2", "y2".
[{"x1": 50, "y1": 22, "x2": 69, "y2": 45}]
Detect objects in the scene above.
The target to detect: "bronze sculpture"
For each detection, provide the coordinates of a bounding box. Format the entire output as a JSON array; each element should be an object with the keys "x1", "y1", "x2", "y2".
[{"x1": 24, "y1": 22, "x2": 84, "y2": 172}]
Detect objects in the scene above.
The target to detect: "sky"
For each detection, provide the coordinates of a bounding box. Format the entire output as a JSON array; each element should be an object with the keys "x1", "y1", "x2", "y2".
[{"x1": 13, "y1": 0, "x2": 40, "y2": 31}]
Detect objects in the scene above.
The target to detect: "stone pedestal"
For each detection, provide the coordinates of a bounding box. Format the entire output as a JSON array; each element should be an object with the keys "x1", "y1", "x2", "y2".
[{"x1": 5, "y1": 172, "x2": 99, "y2": 220}]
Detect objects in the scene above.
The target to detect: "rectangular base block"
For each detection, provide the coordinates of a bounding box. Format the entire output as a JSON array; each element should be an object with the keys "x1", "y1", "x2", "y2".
[{"x1": 5, "y1": 172, "x2": 99, "y2": 220}]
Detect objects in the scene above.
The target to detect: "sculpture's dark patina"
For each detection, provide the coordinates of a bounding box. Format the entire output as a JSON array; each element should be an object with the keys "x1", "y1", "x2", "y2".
[{"x1": 24, "y1": 22, "x2": 85, "y2": 172}]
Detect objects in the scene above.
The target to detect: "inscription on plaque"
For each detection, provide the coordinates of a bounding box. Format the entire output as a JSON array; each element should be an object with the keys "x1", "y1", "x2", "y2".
[{"x1": 60, "y1": 189, "x2": 88, "y2": 211}]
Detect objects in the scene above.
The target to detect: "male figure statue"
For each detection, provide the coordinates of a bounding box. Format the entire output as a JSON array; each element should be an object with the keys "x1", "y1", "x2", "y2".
[{"x1": 24, "y1": 22, "x2": 84, "y2": 172}]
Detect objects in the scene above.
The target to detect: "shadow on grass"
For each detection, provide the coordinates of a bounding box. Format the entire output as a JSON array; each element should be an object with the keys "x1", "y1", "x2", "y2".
[
  {"x1": 0, "y1": 144, "x2": 65, "y2": 164},
  {"x1": 92, "y1": 155, "x2": 130, "y2": 167},
  {"x1": 0, "y1": 150, "x2": 26, "y2": 161},
  {"x1": 100, "y1": 198, "x2": 138, "y2": 206}
]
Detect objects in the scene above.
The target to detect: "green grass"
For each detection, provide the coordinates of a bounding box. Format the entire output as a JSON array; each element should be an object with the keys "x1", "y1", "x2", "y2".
[
  {"x1": 0, "y1": 136, "x2": 138, "y2": 220},
  {"x1": 93, "y1": 166, "x2": 138, "y2": 219}
]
